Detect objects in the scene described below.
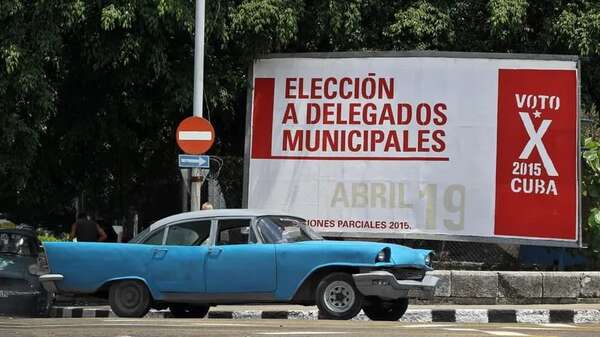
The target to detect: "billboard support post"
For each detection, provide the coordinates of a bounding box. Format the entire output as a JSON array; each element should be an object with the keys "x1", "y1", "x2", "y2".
[{"x1": 191, "y1": 0, "x2": 205, "y2": 211}]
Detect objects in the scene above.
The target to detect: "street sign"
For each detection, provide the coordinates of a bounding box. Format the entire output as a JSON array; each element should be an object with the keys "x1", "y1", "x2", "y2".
[
  {"x1": 179, "y1": 154, "x2": 210, "y2": 168},
  {"x1": 176, "y1": 116, "x2": 215, "y2": 154}
]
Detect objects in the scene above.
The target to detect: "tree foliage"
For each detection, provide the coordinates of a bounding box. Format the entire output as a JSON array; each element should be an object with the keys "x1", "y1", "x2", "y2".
[
  {"x1": 2, "y1": 0, "x2": 600, "y2": 235},
  {"x1": 583, "y1": 137, "x2": 600, "y2": 265},
  {"x1": 387, "y1": 1, "x2": 454, "y2": 50}
]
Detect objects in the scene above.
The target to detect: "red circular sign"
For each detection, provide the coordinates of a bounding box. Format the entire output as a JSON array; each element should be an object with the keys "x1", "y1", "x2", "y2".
[{"x1": 176, "y1": 116, "x2": 215, "y2": 154}]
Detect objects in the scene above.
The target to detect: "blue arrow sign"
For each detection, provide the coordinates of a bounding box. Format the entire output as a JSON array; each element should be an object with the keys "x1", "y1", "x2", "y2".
[{"x1": 178, "y1": 155, "x2": 210, "y2": 168}]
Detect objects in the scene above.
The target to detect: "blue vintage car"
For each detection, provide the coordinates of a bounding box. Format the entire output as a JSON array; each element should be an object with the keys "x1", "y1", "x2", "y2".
[{"x1": 40, "y1": 209, "x2": 438, "y2": 320}]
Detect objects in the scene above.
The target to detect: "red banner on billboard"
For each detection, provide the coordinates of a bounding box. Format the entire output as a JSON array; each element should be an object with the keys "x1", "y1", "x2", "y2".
[{"x1": 494, "y1": 69, "x2": 577, "y2": 240}]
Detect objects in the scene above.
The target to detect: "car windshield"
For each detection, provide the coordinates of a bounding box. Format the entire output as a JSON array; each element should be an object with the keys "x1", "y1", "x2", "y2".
[
  {"x1": 256, "y1": 216, "x2": 322, "y2": 243},
  {"x1": 0, "y1": 232, "x2": 37, "y2": 256}
]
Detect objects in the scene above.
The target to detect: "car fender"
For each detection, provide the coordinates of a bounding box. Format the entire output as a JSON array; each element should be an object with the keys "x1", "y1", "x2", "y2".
[
  {"x1": 275, "y1": 241, "x2": 429, "y2": 301},
  {"x1": 285, "y1": 262, "x2": 375, "y2": 301},
  {"x1": 99, "y1": 276, "x2": 160, "y2": 300}
]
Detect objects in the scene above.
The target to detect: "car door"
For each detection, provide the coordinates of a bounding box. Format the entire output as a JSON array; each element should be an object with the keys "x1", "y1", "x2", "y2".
[
  {"x1": 146, "y1": 220, "x2": 211, "y2": 293},
  {"x1": 204, "y1": 218, "x2": 276, "y2": 294}
]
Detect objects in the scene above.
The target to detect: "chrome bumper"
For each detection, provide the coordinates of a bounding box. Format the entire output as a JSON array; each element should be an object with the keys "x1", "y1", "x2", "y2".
[
  {"x1": 352, "y1": 271, "x2": 438, "y2": 299},
  {"x1": 39, "y1": 274, "x2": 63, "y2": 293}
]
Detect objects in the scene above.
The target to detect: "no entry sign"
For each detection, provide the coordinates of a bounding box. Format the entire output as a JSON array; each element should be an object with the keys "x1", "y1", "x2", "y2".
[{"x1": 176, "y1": 116, "x2": 215, "y2": 155}]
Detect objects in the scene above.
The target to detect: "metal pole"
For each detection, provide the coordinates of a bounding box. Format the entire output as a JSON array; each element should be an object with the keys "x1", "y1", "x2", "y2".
[
  {"x1": 181, "y1": 170, "x2": 190, "y2": 212},
  {"x1": 191, "y1": 0, "x2": 205, "y2": 211}
]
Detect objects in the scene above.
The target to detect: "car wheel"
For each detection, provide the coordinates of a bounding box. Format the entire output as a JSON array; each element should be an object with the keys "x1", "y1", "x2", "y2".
[
  {"x1": 316, "y1": 272, "x2": 363, "y2": 320},
  {"x1": 109, "y1": 280, "x2": 151, "y2": 318},
  {"x1": 363, "y1": 298, "x2": 409, "y2": 321},
  {"x1": 169, "y1": 304, "x2": 210, "y2": 318}
]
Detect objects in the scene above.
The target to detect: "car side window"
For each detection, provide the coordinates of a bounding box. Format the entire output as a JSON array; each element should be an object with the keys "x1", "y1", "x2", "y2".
[
  {"x1": 166, "y1": 221, "x2": 211, "y2": 246},
  {"x1": 216, "y1": 219, "x2": 256, "y2": 245},
  {"x1": 143, "y1": 228, "x2": 165, "y2": 245}
]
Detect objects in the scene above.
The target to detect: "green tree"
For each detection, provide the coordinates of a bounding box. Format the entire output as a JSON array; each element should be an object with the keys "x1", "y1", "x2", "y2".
[
  {"x1": 0, "y1": 1, "x2": 86, "y2": 218},
  {"x1": 2, "y1": 0, "x2": 600, "y2": 247},
  {"x1": 583, "y1": 137, "x2": 600, "y2": 267}
]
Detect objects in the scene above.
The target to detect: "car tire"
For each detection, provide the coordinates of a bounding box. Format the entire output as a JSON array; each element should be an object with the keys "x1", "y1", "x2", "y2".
[
  {"x1": 316, "y1": 272, "x2": 363, "y2": 320},
  {"x1": 109, "y1": 280, "x2": 151, "y2": 318},
  {"x1": 362, "y1": 298, "x2": 409, "y2": 321},
  {"x1": 169, "y1": 304, "x2": 210, "y2": 318}
]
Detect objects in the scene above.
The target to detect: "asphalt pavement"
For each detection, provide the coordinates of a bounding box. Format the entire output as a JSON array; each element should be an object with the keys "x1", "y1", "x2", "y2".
[
  {"x1": 1, "y1": 318, "x2": 599, "y2": 337},
  {"x1": 50, "y1": 304, "x2": 600, "y2": 324}
]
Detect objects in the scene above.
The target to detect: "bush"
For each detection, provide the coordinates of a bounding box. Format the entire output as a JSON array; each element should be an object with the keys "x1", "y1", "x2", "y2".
[
  {"x1": 37, "y1": 230, "x2": 69, "y2": 243},
  {"x1": 582, "y1": 137, "x2": 600, "y2": 267}
]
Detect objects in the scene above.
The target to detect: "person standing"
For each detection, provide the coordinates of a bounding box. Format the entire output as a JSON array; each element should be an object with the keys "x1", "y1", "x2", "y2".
[
  {"x1": 69, "y1": 212, "x2": 108, "y2": 242},
  {"x1": 96, "y1": 216, "x2": 118, "y2": 243}
]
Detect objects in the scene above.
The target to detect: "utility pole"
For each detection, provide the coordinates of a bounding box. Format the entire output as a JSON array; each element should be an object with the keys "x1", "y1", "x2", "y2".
[{"x1": 190, "y1": 0, "x2": 205, "y2": 211}]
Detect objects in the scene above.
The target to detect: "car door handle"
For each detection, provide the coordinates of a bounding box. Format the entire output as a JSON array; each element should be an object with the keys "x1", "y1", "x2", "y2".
[
  {"x1": 152, "y1": 248, "x2": 168, "y2": 260},
  {"x1": 208, "y1": 247, "x2": 222, "y2": 256}
]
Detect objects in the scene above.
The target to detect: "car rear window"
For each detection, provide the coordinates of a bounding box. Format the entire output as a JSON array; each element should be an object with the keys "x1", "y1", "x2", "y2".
[{"x1": 143, "y1": 228, "x2": 165, "y2": 245}]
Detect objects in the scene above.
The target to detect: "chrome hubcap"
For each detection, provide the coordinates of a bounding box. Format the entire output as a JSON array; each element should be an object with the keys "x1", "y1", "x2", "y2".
[
  {"x1": 119, "y1": 285, "x2": 141, "y2": 309},
  {"x1": 323, "y1": 280, "x2": 355, "y2": 313}
]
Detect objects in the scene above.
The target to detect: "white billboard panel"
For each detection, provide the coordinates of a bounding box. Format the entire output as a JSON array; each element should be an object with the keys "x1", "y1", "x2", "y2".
[{"x1": 244, "y1": 52, "x2": 580, "y2": 247}]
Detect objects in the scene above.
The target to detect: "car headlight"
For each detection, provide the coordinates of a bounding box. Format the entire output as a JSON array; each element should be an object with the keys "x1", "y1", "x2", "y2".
[
  {"x1": 376, "y1": 248, "x2": 390, "y2": 262},
  {"x1": 424, "y1": 253, "x2": 433, "y2": 267},
  {"x1": 28, "y1": 264, "x2": 43, "y2": 276}
]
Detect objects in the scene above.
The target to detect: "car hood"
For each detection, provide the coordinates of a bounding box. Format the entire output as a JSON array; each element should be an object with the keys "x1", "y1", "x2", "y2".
[{"x1": 293, "y1": 240, "x2": 432, "y2": 267}]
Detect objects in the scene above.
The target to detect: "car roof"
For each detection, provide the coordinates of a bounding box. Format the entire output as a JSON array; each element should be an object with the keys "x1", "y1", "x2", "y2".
[{"x1": 148, "y1": 208, "x2": 301, "y2": 232}]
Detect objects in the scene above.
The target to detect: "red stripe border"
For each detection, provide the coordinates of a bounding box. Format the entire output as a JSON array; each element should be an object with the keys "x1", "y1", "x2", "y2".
[{"x1": 251, "y1": 78, "x2": 275, "y2": 159}]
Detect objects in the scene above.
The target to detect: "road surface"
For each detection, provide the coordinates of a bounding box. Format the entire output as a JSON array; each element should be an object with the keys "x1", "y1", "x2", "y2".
[{"x1": 1, "y1": 318, "x2": 599, "y2": 337}]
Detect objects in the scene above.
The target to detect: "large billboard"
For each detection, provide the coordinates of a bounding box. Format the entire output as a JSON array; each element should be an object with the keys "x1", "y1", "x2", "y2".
[{"x1": 243, "y1": 52, "x2": 580, "y2": 247}]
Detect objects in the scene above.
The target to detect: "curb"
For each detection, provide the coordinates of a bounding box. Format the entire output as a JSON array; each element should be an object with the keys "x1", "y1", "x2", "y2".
[{"x1": 50, "y1": 307, "x2": 600, "y2": 323}]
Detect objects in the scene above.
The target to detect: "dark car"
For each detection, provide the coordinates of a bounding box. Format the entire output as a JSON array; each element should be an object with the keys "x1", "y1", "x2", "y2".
[{"x1": 0, "y1": 228, "x2": 50, "y2": 316}]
